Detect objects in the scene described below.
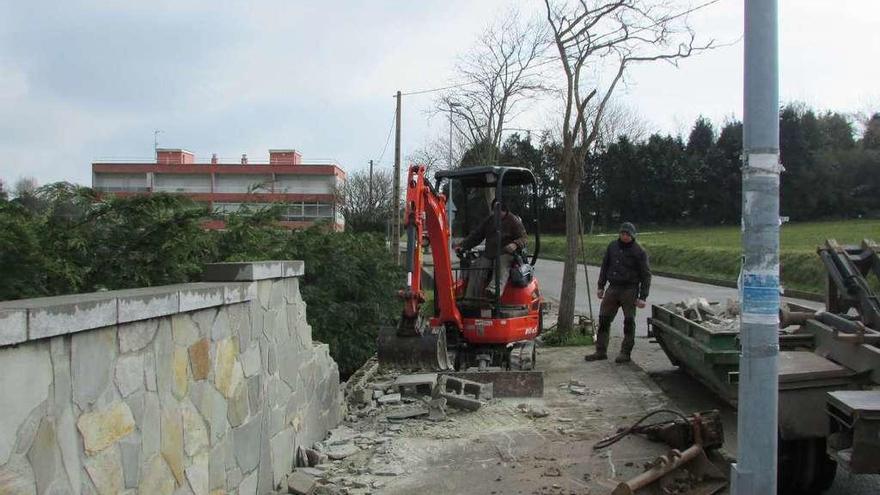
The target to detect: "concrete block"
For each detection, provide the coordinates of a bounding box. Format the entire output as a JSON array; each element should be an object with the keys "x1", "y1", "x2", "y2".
[
  {"x1": 204, "y1": 261, "x2": 303, "y2": 282},
  {"x1": 0, "y1": 309, "x2": 27, "y2": 346},
  {"x1": 178, "y1": 284, "x2": 225, "y2": 313},
  {"x1": 116, "y1": 286, "x2": 180, "y2": 324}
]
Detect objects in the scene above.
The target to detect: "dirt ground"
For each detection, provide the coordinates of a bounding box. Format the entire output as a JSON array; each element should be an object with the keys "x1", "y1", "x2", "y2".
[{"x1": 299, "y1": 338, "x2": 723, "y2": 495}]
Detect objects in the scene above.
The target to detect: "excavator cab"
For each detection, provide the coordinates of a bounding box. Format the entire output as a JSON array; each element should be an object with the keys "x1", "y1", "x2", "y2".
[
  {"x1": 378, "y1": 164, "x2": 545, "y2": 373},
  {"x1": 435, "y1": 166, "x2": 542, "y2": 314}
]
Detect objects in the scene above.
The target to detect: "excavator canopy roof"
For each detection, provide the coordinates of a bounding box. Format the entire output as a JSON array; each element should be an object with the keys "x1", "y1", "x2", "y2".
[{"x1": 435, "y1": 166, "x2": 536, "y2": 188}]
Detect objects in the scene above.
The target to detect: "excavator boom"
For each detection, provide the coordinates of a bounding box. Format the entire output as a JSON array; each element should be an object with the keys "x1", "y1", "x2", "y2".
[{"x1": 378, "y1": 165, "x2": 460, "y2": 370}]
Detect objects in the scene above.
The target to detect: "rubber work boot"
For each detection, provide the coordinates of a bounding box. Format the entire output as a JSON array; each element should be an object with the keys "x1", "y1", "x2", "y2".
[
  {"x1": 584, "y1": 352, "x2": 608, "y2": 362},
  {"x1": 614, "y1": 353, "x2": 632, "y2": 364}
]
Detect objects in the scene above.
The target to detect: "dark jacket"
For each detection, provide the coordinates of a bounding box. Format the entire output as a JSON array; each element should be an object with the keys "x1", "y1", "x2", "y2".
[
  {"x1": 460, "y1": 212, "x2": 527, "y2": 258},
  {"x1": 598, "y1": 239, "x2": 651, "y2": 300}
]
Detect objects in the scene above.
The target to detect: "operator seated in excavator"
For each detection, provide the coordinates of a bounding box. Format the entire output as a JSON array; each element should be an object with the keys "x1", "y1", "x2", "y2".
[{"x1": 453, "y1": 199, "x2": 528, "y2": 302}]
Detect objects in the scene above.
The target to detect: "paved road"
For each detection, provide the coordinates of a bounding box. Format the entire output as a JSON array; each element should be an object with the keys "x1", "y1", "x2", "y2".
[
  {"x1": 534, "y1": 258, "x2": 818, "y2": 336},
  {"x1": 536, "y1": 258, "x2": 880, "y2": 494}
]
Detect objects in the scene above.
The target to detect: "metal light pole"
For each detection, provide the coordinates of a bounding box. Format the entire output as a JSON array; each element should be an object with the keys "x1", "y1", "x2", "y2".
[{"x1": 733, "y1": 0, "x2": 781, "y2": 493}]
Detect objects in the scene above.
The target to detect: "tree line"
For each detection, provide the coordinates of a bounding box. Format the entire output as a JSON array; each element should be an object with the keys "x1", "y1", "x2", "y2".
[
  {"x1": 0, "y1": 187, "x2": 401, "y2": 377},
  {"x1": 484, "y1": 104, "x2": 880, "y2": 232}
]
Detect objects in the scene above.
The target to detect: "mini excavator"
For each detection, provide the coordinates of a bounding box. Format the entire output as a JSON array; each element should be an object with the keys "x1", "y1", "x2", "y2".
[{"x1": 378, "y1": 164, "x2": 546, "y2": 376}]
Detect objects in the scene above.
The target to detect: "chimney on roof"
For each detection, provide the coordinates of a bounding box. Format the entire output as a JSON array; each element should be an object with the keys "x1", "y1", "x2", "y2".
[
  {"x1": 269, "y1": 149, "x2": 302, "y2": 165},
  {"x1": 241, "y1": 154, "x2": 248, "y2": 165},
  {"x1": 211, "y1": 153, "x2": 218, "y2": 164},
  {"x1": 156, "y1": 148, "x2": 194, "y2": 165}
]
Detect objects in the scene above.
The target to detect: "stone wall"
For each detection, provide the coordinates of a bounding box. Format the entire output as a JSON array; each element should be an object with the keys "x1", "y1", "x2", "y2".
[{"x1": 0, "y1": 261, "x2": 343, "y2": 495}]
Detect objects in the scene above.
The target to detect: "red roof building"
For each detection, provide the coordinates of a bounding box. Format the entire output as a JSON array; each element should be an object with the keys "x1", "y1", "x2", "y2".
[{"x1": 92, "y1": 148, "x2": 345, "y2": 231}]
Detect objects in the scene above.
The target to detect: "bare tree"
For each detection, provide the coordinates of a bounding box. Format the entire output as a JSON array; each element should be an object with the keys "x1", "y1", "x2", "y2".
[
  {"x1": 439, "y1": 10, "x2": 549, "y2": 166},
  {"x1": 14, "y1": 176, "x2": 38, "y2": 198},
  {"x1": 595, "y1": 100, "x2": 649, "y2": 147},
  {"x1": 407, "y1": 137, "x2": 464, "y2": 182},
  {"x1": 335, "y1": 169, "x2": 395, "y2": 233},
  {"x1": 543, "y1": 0, "x2": 714, "y2": 334}
]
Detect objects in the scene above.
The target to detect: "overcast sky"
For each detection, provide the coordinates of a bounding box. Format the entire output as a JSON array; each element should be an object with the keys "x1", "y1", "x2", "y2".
[{"x1": 1, "y1": 0, "x2": 878, "y2": 189}]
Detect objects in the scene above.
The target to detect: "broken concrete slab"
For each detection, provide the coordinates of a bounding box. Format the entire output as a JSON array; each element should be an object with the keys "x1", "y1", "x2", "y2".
[
  {"x1": 325, "y1": 444, "x2": 359, "y2": 461},
  {"x1": 385, "y1": 408, "x2": 429, "y2": 421},
  {"x1": 287, "y1": 470, "x2": 317, "y2": 495}
]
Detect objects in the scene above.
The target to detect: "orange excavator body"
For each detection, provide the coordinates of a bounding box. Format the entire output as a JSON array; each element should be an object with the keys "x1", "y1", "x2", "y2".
[{"x1": 379, "y1": 164, "x2": 544, "y2": 371}]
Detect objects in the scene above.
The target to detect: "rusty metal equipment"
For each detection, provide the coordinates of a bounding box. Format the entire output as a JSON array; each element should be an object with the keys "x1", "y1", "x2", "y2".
[
  {"x1": 604, "y1": 410, "x2": 727, "y2": 495},
  {"x1": 611, "y1": 444, "x2": 727, "y2": 495}
]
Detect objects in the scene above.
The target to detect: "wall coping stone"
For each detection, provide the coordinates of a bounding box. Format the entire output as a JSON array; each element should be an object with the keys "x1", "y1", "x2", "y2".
[
  {"x1": 202, "y1": 261, "x2": 304, "y2": 282},
  {"x1": 0, "y1": 261, "x2": 303, "y2": 348}
]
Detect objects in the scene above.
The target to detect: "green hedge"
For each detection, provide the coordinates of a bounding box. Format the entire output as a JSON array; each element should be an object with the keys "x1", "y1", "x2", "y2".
[{"x1": 541, "y1": 237, "x2": 827, "y2": 296}]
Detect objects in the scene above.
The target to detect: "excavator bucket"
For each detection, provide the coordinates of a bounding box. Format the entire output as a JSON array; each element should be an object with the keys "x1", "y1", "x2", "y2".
[{"x1": 377, "y1": 324, "x2": 452, "y2": 371}]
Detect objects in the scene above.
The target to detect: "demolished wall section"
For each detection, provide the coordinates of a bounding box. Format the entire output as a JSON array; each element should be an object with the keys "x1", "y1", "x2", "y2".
[{"x1": 0, "y1": 260, "x2": 343, "y2": 494}]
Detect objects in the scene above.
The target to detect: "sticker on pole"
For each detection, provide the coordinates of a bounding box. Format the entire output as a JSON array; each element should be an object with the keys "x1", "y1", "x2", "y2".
[{"x1": 742, "y1": 273, "x2": 779, "y2": 324}]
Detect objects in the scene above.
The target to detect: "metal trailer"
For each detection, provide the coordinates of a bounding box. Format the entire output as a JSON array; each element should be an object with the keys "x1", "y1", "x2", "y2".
[{"x1": 648, "y1": 240, "x2": 880, "y2": 494}]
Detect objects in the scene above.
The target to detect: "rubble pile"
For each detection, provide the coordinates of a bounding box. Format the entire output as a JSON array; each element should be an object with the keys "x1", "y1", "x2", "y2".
[
  {"x1": 663, "y1": 298, "x2": 741, "y2": 332},
  {"x1": 278, "y1": 368, "x2": 497, "y2": 494}
]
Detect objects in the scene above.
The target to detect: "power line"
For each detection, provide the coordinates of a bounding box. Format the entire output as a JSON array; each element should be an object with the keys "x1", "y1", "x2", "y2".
[{"x1": 375, "y1": 110, "x2": 396, "y2": 165}]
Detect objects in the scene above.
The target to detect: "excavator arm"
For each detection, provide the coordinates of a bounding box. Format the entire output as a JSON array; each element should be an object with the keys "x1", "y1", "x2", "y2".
[
  {"x1": 399, "y1": 165, "x2": 463, "y2": 331},
  {"x1": 377, "y1": 165, "x2": 459, "y2": 370}
]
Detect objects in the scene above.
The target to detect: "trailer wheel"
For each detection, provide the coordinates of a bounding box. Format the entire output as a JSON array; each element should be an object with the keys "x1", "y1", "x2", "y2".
[{"x1": 778, "y1": 437, "x2": 837, "y2": 494}]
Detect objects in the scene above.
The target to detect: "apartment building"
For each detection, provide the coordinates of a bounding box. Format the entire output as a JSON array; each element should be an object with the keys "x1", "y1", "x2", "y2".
[{"x1": 92, "y1": 148, "x2": 345, "y2": 230}]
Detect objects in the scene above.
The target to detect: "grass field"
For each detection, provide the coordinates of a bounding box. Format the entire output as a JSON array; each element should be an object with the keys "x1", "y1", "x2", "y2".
[{"x1": 539, "y1": 219, "x2": 880, "y2": 296}]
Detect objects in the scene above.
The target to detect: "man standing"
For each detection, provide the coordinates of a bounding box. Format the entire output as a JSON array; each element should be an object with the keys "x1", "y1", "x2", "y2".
[
  {"x1": 585, "y1": 222, "x2": 651, "y2": 363},
  {"x1": 454, "y1": 199, "x2": 528, "y2": 300}
]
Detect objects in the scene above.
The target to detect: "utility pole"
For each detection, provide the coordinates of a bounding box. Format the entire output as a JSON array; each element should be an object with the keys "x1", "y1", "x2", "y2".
[
  {"x1": 448, "y1": 102, "x2": 459, "y2": 255},
  {"x1": 392, "y1": 91, "x2": 402, "y2": 264},
  {"x1": 369, "y1": 159, "x2": 374, "y2": 208},
  {"x1": 733, "y1": 1, "x2": 780, "y2": 494}
]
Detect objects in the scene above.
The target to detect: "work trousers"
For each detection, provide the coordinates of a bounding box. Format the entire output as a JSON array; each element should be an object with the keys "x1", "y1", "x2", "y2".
[
  {"x1": 597, "y1": 285, "x2": 637, "y2": 356},
  {"x1": 465, "y1": 254, "x2": 513, "y2": 300}
]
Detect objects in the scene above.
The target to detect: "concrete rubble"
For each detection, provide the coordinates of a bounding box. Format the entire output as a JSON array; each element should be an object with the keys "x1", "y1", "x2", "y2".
[
  {"x1": 277, "y1": 368, "x2": 499, "y2": 494},
  {"x1": 276, "y1": 341, "x2": 701, "y2": 494},
  {"x1": 663, "y1": 298, "x2": 741, "y2": 332}
]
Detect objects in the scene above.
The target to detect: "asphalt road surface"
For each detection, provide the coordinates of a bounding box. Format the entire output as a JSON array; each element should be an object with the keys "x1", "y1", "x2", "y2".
[
  {"x1": 534, "y1": 258, "x2": 819, "y2": 336},
  {"x1": 536, "y1": 258, "x2": 880, "y2": 494}
]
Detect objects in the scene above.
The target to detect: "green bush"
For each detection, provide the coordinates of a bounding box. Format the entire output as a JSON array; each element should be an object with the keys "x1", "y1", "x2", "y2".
[{"x1": 0, "y1": 188, "x2": 402, "y2": 377}]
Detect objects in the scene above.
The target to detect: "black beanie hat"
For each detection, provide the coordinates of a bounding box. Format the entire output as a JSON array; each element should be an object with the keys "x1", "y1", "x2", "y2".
[{"x1": 620, "y1": 222, "x2": 637, "y2": 238}]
